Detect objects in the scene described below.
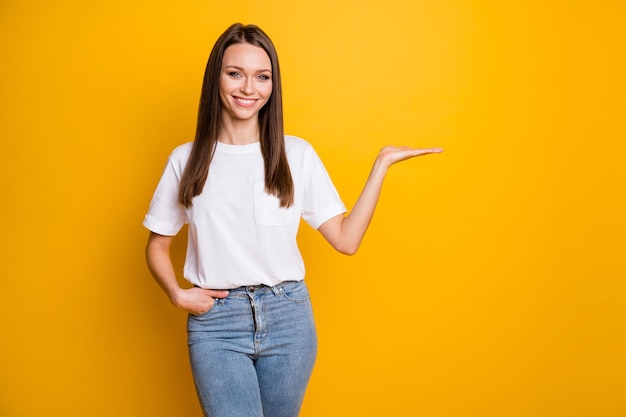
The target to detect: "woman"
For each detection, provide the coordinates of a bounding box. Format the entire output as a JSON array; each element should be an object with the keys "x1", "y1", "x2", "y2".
[{"x1": 144, "y1": 23, "x2": 442, "y2": 417}]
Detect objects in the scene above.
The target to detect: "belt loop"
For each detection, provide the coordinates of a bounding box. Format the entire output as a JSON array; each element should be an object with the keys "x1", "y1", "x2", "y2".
[{"x1": 270, "y1": 284, "x2": 281, "y2": 295}]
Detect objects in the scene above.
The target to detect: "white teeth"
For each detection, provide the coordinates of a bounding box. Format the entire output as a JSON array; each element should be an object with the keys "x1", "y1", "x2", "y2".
[{"x1": 235, "y1": 97, "x2": 255, "y2": 105}]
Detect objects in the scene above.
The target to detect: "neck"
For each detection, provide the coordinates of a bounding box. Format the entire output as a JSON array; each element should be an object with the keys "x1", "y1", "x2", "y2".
[{"x1": 218, "y1": 115, "x2": 260, "y2": 145}]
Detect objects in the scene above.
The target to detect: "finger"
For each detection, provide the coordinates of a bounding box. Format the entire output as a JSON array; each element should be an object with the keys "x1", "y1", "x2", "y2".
[
  {"x1": 204, "y1": 289, "x2": 230, "y2": 298},
  {"x1": 191, "y1": 300, "x2": 214, "y2": 315},
  {"x1": 411, "y1": 147, "x2": 443, "y2": 156}
]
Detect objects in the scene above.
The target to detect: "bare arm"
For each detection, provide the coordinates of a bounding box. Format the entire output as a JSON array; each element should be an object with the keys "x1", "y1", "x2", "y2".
[
  {"x1": 145, "y1": 232, "x2": 228, "y2": 315},
  {"x1": 318, "y1": 146, "x2": 443, "y2": 255}
]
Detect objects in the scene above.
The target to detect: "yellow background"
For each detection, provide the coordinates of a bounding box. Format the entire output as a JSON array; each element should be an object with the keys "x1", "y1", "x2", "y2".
[{"x1": 2, "y1": 1, "x2": 625, "y2": 416}]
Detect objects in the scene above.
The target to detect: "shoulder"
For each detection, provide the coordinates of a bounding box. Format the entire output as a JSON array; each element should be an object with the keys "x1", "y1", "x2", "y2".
[
  {"x1": 284, "y1": 135, "x2": 326, "y2": 177},
  {"x1": 161, "y1": 142, "x2": 193, "y2": 174},
  {"x1": 169, "y1": 142, "x2": 193, "y2": 161},
  {"x1": 166, "y1": 142, "x2": 193, "y2": 167},
  {"x1": 284, "y1": 135, "x2": 314, "y2": 156}
]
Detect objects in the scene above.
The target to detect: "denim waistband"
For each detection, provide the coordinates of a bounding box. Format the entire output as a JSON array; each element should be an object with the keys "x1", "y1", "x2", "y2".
[{"x1": 225, "y1": 280, "x2": 298, "y2": 296}]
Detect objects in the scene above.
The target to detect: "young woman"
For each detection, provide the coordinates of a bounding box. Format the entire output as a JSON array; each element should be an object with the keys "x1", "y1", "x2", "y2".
[{"x1": 144, "y1": 23, "x2": 442, "y2": 417}]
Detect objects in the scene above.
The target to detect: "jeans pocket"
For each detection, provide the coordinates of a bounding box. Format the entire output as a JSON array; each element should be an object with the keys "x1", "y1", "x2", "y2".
[
  {"x1": 190, "y1": 298, "x2": 223, "y2": 320},
  {"x1": 279, "y1": 281, "x2": 311, "y2": 304}
]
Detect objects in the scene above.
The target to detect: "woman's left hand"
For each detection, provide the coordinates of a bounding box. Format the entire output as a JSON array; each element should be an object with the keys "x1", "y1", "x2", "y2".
[
  {"x1": 376, "y1": 146, "x2": 443, "y2": 169},
  {"x1": 318, "y1": 145, "x2": 443, "y2": 255}
]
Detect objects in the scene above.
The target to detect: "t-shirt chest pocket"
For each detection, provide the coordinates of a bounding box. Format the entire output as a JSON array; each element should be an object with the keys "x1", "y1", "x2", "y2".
[{"x1": 254, "y1": 181, "x2": 294, "y2": 226}]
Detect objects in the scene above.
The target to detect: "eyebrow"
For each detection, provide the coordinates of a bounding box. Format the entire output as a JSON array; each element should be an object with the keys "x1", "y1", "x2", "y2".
[{"x1": 224, "y1": 65, "x2": 272, "y2": 73}]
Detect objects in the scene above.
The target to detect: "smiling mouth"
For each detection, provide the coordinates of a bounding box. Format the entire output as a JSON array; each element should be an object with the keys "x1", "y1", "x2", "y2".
[{"x1": 233, "y1": 96, "x2": 257, "y2": 107}]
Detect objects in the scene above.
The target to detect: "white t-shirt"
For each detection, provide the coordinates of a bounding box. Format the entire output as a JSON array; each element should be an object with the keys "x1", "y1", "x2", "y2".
[{"x1": 143, "y1": 135, "x2": 347, "y2": 289}]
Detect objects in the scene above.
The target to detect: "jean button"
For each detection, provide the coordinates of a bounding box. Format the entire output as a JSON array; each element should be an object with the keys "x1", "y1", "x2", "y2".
[{"x1": 248, "y1": 286, "x2": 255, "y2": 292}]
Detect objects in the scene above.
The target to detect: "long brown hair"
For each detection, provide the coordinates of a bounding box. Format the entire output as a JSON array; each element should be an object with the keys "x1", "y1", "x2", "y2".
[{"x1": 178, "y1": 23, "x2": 294, "y2": 208}]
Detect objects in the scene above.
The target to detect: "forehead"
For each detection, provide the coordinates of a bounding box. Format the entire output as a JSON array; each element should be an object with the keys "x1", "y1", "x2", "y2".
[{"x1": 222, "y1": 43, "x2": 271, "y2": 70}]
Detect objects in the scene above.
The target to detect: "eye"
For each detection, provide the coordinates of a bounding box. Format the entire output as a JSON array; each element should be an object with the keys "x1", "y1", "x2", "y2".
[
  {"x1": 257, "y1": 74, "x2": 271, "y2": 81},
  {"x1": 228, "y1": 71, "x2": 242, "y2": 78}
]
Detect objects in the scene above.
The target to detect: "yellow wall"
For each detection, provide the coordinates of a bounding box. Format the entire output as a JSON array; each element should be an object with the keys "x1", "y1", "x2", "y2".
[{"x1": 2, "y1": 1, "x2": 625, "y2": 416}]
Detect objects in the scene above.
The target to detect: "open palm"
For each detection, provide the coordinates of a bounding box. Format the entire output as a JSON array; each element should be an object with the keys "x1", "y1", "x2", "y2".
[{"x1": 377, "y1": 146, "x2": 443, "y2": 168}]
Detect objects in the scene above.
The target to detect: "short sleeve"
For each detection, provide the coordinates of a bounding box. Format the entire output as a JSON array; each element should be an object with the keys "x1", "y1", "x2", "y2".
[
  {"x1": 143, "y1": 157, "x2": 187, "y2": 236},
  {"x1": 300, "y1": 146, "x2": 347, "y2": 230}
]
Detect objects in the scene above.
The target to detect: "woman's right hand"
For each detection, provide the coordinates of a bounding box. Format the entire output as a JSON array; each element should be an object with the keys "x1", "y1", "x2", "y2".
[
  {"x1": 145, "y1": 232, "x2": 229, "y2": 315},
  {"x1": 172, "y1": 287, "x2": 230, "y2": 315}
]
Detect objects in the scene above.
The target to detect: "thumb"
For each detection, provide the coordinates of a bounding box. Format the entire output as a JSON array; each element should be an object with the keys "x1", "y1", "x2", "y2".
[{"x1": 205, "y1": 289, "x2": 230, "y2": 298}]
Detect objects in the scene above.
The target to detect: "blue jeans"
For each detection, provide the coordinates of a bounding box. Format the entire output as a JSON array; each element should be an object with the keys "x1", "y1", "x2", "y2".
[{"x1": 187, "y1": 280, "x2": 318, "y2": 417}]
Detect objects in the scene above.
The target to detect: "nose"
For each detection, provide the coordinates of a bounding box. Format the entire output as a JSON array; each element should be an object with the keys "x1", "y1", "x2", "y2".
[{"x1": 240, "y1": 77, "x2": 253, "y2": 95}]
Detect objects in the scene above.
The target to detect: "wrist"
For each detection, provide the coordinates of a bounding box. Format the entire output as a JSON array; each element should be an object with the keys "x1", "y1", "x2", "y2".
[
  {"x1": 372, "y1": 157, "x2": 390, "y2": 176},
  {"x1": 168, "y1": 286, "x2": 185, "y2": 307}
]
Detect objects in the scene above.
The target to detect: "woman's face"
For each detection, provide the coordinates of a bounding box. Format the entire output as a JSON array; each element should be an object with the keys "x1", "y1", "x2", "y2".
[{"x1": 219, "y1": 43, "x2": 273, "y2": 123}]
